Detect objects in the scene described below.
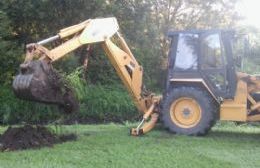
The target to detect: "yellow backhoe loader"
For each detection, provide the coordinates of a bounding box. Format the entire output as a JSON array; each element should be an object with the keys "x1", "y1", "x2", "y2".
[{"x1": 13, "y1": 17, "x2": 260, "y2": 136}]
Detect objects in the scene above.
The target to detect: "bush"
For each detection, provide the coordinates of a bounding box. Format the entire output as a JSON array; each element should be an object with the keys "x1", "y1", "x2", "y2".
[
  {"x1": 66, "y1": 68, "x2": 139, "y2": 123},
  {"x1": 0, "y1": 68, "x2": 140, "y2": 124},
  {"x1": 241, "y1": 58, "x2": 260, "y2": 74},
  {"x1": 0, "y1": 86, "x2": 60, "y2": 124}
]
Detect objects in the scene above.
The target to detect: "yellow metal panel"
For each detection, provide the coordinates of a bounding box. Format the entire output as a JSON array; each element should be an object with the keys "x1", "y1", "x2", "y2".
[
  {"x1": 102, "y1": 38, "x2": 147, "y2": 112},
  {"x1": 247, "y1": 114, "x2": 260, "y2": 121},
  {"x1": 58, "y1": 19, "x2": 90, "y2": 39},
  {"x1": 220, "y1": 102, "x2": 247, "y2": 121},
  {"x1": 79, "y1": 17, "x2": 119, "y2": 44},
  {"x1": 50, "y1": 37, "x2": 82, "y2": 61},
  {"x1": 220, "y1": 80, "x2": 247, "y2": 121}
]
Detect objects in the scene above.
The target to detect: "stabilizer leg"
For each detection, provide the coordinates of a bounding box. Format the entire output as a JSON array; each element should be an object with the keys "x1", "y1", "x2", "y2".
[{"x1": 130, "y1": 102, "x2": 159, "y2": 136}]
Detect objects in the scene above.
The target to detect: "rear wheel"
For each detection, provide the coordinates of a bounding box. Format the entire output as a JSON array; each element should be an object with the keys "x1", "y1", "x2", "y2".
[{"x1": 161, "y1": 86, "x2": 218, "y2": 135}]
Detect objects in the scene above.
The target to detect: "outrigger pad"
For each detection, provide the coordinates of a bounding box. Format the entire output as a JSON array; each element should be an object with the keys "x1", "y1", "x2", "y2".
[{"x1": 12, "y1": 60, "x2": 79, "y2": 113}]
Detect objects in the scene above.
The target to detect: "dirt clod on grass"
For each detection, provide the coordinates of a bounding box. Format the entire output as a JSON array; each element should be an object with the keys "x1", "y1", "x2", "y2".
[{"x1": 0, "y1": 125, "x2": 77, "y2": 151}]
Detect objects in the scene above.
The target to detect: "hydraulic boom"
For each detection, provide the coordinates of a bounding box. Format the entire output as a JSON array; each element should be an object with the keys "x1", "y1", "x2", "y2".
[{"x1": 12, "y1": 17, "x2": 161, "y2": 136}]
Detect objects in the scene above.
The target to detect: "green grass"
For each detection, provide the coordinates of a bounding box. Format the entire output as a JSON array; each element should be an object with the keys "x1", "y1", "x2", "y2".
[{"x1": 1, "y1": 122, "x2": 260, "y2": 168}]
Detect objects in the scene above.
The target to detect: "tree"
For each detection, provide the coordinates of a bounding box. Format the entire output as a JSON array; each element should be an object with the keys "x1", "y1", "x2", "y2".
[
  {"x1": 0, "y1": 10, "x2": 22, "y2": 84},
  {"x1": 0, "y1": 0, "x2": 241, "y2": 88},
  {"x1": 151, "y1": 0, "x2": 240, "y2": 57}
]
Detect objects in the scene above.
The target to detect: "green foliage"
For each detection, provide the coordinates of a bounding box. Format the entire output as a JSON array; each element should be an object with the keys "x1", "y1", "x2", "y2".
[
  {"x1": 0, "y1": 10, "x2": 22, "y2": 85},
  {"x1": 241, "y1": 58, "x2": 260, "y2": 74},
  {"x1": 0, "y1": 0, "x2": 241, "y2": 88},
  {"x1": 0, "y1": 69, "x2": 139, "y2": 124},
  {"x1": 0, "y1": 85, "x2": 60, "y2": 124},
  {"x1": 0, "y1": 0, "x2": 245, "y2": 124},
  {"x1": 84, "y1": 48, "x2": 120, "y2": 85},
  {"x1": 234, "y1": 26, "x2": 260, "y2": 74},
  {"x1": 78, "y1": 85, "x2": 138, "y2": 122},
  {"x1": 66, "y1": 68, "x2": 139, "y2": 122}
]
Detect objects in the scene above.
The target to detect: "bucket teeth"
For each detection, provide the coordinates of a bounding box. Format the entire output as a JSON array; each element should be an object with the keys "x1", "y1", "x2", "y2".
[
  {"x1": 13, "y1": 74, "x2": 34, "y2": 100},
  {"x1": 12, "y1": 60, "x2": 79, "y2": 113},
  {"x1": 13, "y1": 74, "x2": 33, "y2": 92}
]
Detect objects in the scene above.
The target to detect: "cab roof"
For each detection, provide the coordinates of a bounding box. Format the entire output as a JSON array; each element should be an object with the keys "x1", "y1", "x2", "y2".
[{"x1": 167, "y1": 29, "x2": 234, "y2": 37}]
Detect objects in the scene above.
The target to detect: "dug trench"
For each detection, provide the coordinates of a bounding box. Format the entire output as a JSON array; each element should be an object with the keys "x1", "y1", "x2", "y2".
[{"x1": 0, "y1": 125, "x2": 77, "y2": 151}]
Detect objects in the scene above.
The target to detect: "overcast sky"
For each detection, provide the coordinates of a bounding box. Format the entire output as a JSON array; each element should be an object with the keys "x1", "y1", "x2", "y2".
[{"x1": 237, "y1": 0, "x2": 260, "y2": 28}]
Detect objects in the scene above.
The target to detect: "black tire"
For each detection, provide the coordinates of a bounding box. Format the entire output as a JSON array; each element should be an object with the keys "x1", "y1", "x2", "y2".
[{"x1": 161, "y1": 86, "x2": 218, "y2": 136}]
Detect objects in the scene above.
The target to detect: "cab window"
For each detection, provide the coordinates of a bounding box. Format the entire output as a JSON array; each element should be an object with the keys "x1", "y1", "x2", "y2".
[
  {"x1": 174, "y1": 33, "x2": 199, "y2": 71},
  {"x1": 201, "y1": 34, "x2": 224, "y2": 69}
]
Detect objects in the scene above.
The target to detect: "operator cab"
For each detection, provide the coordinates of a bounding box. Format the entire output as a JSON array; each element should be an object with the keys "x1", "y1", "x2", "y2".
[{"x1": 167, "y1": 29, "x2": 237, "y2": 100}]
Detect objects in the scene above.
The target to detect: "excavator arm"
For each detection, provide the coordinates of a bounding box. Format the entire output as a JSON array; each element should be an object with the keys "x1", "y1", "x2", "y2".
[{"x1": 12, "y1": 17, "x2": 160, "y2": 135}]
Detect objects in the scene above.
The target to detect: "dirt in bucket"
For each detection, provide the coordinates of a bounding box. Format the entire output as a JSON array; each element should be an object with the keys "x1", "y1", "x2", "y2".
[{"x1": 0, "y1": 125, "x2": 77, "y2": 151}]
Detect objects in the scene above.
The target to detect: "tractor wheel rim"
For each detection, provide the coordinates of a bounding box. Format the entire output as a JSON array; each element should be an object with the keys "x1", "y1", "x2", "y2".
[{"x1": 170, "y1": 97, "x2": 201, "y2": 128}]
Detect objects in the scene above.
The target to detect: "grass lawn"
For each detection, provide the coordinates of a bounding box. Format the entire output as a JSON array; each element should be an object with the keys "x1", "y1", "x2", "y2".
[{"x1": 0, "y1": 122, "x2": 260, "y2": 168}]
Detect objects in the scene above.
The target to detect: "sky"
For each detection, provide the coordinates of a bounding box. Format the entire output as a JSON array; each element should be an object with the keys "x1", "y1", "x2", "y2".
[{"x1": 237, "y1": 0, "x2": 260, "y2": 28}]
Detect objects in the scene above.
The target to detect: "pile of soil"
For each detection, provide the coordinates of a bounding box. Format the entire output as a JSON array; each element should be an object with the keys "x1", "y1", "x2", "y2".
[{"x1": 0, "y1": 125, "x2": 77, "y2": 151}]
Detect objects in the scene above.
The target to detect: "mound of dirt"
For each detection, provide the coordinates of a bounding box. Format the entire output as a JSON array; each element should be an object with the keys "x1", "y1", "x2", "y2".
[{"x1": 0, "y1": 125, "x2": 77, "y2": 151}]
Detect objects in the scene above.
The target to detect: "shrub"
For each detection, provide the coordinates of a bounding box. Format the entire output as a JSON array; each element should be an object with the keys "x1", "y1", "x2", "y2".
[
  {"x1": 0, "y1": 68, "x2": 140, "y2": 124},
  {"x1": 0, "y1": 86, "x2": 60, "y2": 124},
  {"x1": 66, "y1": 68, "x2": 139, "y2": 122}
]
